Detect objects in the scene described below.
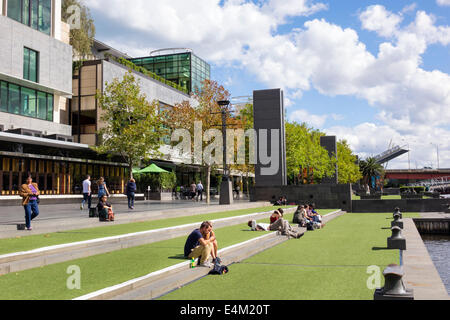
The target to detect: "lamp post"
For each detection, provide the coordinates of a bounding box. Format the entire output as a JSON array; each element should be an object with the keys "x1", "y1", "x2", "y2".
[
  {"x1": 217, "y1": 100, "x2": 233, "y2": 205},
  {"x1": 430, "y1": 143, "x2": 440, "y2": 169}
]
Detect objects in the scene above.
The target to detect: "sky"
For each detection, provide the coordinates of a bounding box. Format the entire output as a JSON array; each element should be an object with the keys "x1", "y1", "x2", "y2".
[{"x1": 84, "y1": 0, "x2": 450, "y2": 170}]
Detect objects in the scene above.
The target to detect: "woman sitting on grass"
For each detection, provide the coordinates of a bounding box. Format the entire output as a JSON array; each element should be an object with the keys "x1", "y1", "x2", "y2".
[{"x1": 270, "y1": 210, "x2": 282, "y2": 224}]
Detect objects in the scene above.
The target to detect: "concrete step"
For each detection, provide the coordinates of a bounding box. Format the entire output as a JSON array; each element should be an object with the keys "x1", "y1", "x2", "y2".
[
  {"x1": 0, "y1": 207, "x2": 301, "y2": 276},
  {"x1": 0, "y1": 201, "x2": 273, "y2": 239},
  {"x1": 74, "y1": 210, "x2": 344, "y2": 301}
]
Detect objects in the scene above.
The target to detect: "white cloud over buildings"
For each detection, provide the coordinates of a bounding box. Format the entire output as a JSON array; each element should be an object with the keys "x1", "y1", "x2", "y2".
[{"x1": 86, "y1": 0, "x2": 450, "y2": 168}]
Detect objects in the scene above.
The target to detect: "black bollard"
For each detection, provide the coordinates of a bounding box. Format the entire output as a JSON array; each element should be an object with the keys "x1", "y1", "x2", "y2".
[
  {"x1": 393, "y1": 207, "x2": 403, "y2": 219},
  {"x1": 374, "y1": 264, "x2": 414, "y2": 300},
  {"x1": 387, "y1": 226, "x2": 406, "y2": 250},
  {"x1": 391, "y1": 214, "x2": 404, "y2": 229}
]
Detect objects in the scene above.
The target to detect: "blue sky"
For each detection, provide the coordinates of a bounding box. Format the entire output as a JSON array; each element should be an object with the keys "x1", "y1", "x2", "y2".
[{"x1": 86, "y1": 0, "x2": 450, "y2": 169}]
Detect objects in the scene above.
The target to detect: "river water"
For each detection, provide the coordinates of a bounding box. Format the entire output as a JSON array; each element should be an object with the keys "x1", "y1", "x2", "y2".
[{"x1": 422, "y1": 235, "x2": 450, "y2": 294}]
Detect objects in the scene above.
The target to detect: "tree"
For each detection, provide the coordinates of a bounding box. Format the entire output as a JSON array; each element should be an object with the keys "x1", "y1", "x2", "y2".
[
  {"x1": 337, "y1": 140, "x2": 362, "y2": 184},
  {"x1": 165, "y1": 79, "x2": 231, "y2": 204},
  {"x1": 359, "y1": 157, "x2": 384, "y2": 190},
  {"x1": 285, "y1": 121, "x2": 335, "y2": 184},
  {"x1": 94, "y1": 71, "x2": 166, "y2": 179},
  {"x1": 233, "y1": 103, "x2": 255, "y2": 198},
  {"x1": 62, "y1": 0, "x2": 96, "y2": 60}
]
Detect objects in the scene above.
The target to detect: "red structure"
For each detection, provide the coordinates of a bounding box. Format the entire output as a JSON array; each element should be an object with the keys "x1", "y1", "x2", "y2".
[{"x1": 385, "y1": 169, "x2": 450, "y2": 185}]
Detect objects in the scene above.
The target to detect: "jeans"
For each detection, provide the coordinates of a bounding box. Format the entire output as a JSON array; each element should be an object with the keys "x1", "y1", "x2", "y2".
[
  {"x1": 127, "y1": 192, "x2": 135, "y2": 208},
  {"x1": 82, "y1": 193, "x2": 92, "y2": 208},
  {"x1": 197, "y1": 190, "x2": 203, "y2": 201},
  {"x1": 24, "y1": 200, "x2": 39, "y2": 229}
]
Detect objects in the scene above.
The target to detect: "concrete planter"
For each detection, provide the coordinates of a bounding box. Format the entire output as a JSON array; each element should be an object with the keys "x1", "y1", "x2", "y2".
[{"x1": 147, "y1": 192, "x2": 173, "y2": 201}]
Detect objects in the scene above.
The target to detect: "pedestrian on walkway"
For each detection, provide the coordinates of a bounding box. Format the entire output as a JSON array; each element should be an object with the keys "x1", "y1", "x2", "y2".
[
  {"x1": 190, "y1": 182, "x2": 197, "y2": 201},
  {"x1": 81, "y1": 175, "x2": 92, "y2": 210},
  {"x1": 97, "y1": 177, "x2": 110, "y2": 200},
  {"x1": 126, "y1": 178, "x2": 137, "y2": 209},
  {"x1": 196, "y1": 181, "x2": 204, "y2": 202},
  {"x1": 19, "y1": 176, "x2": 40, "y2": 231}
]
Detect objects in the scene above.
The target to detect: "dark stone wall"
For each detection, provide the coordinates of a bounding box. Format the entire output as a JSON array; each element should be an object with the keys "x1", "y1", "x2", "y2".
[
  {"x1": 253, "y1": 89, "x2": 287, "y2": 187},
  {"x1": 352, "y1": 199, "x2": 449, "y2": 213},
  {"x1": 250, "y1": 184, "x2": 352, "y2": 212},
  {"x1": 320, "y1": 136, "x2": 338, "y2": 184}
]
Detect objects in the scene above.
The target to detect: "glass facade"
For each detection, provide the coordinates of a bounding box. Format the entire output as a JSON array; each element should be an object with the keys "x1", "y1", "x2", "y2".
[
  {"x1": 23, "y1": 47, "x2": 39, "y2": 83},
  {"x1": 129, "y1": 52, "x2": 210, "y2": 94},
  {"x1": 0, "y1": 80, "x2": 53, "y2": 121},
  {"x1": 7, "y1": 0, "x2": 52, "y2": 35}
]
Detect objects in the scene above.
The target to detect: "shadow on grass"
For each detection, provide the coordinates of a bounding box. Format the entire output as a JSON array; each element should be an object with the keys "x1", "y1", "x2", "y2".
[
  {"x1": 372, "y1": 247, "x2": 390, "y2": 251},
  {"x1": 168, "y1": 254, "x2": 188, "y2": 260},
  {"x1": 381, "y1": 227, "x2": 392, "y2": 230}
]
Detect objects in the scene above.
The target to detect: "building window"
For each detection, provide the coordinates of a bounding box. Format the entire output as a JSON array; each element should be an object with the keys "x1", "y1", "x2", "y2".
[
  {"x1": 0, "y1": 80, "x2": 53, "y2": 121},
  {"x1": 7, "y1": 0, "x2": 52, "y2": 35},
  {"x1": 23, "y1": 47, "x2": 39, "y2": 83}
]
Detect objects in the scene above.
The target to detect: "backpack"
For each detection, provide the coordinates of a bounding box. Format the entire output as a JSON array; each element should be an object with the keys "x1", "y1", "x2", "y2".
[{"x1": 209, "y1": 261, "x2": 229, "y2": 275}]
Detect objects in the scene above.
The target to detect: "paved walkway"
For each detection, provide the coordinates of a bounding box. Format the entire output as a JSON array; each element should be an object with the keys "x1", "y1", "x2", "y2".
[
  {"x1": 0, "y1": 200, "x2": 272, "y2": 239},
  {"x1": 403, "y1": 218, "x2": 449, "y2": 300}
]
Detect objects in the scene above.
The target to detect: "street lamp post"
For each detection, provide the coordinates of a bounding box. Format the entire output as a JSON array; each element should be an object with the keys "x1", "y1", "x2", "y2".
[
  {"x1": 430, "y1": 143, "x2": 440, "y2": 169},
  {"x1": 217, "y1": 100, "x2": 233, "y2": 205}
]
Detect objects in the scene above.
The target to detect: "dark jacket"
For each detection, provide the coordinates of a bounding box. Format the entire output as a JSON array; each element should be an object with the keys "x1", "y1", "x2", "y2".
[{"x1": 126, "y1": 182, "x2": 137, "y2": 195}]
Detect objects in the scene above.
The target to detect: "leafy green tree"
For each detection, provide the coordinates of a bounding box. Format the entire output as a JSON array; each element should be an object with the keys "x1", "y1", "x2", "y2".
[
  {"x1": 94, "y1": 71, "x2": 166, "y2": 179},
  {"x1": 285, "y1": 122, "x2": 335, "y2": 184},
  {"x1": 337, "y1": 140, "x2": 362, "y2": 184},
  {"x1": 62, "y1": 0, "x2": 96, "y2": 60},
  {"x1": 165, "y1": 79, "x2": 231, "y2": 204}
]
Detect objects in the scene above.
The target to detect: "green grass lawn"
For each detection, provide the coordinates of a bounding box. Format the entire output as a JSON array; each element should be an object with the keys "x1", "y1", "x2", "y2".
[
  {"x1": 160, "y1": 212, "x2": 420, "y2": 300},
  {"x1": 0, "y1": 212, "x2": 306, "y2": 300},
  {"x1": 0, "y1": 210, "x2": 335, "y2": 300},
  {"x1": 0, "y1": 206, "x2": 296, "y2": 256}
]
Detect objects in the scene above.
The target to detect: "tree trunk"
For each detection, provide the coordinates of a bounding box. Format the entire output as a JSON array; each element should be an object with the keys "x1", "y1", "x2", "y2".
[{"x1": 206, "y1": 165, "x2": 211, "y2": 204}]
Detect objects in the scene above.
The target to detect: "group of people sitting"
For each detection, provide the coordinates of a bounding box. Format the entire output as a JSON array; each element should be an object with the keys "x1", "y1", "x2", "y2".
[
  {"x1": 183, "y1": 205, "x2": 326, "y2": 268},
  {"x1": 247, "y1": 208, "x2": 304, "y2": 239},
  {"x1": 293, "y1": 203, "x2": 324, "y2": 230}
]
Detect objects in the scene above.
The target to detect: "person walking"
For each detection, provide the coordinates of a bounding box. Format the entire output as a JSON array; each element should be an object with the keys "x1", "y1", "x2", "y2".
[
  {"x1": 190, "y1": 182, "x2": 197, "y2": 201},
  {"x1": 126, "y1": 178, "x2": 137, "y2": 209},
  {"x1": 196, "y1": 181, "x2": 204, "y2": 202},
  {"x1": 81, "y1": 175, "x2": 92, "y2": 210},
  {"x1": 19, "y1": 176, "x2": 40, "y2": 231},
  {"x1": 97, "y1": 177, "x2": 109, "y2": 200}
]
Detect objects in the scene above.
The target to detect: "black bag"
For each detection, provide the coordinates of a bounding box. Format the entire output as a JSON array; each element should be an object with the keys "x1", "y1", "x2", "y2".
[
  {"x1": 36, "y1": 196, "x2": 40, "y2": 204},
  {"x1": 89, "y1": 208, "x2": 98, "y2": 218},
  {"x1": 306, "y1": 222, "x2": 314, "y2": 231},
  {"x1": 208, "y1": 261, "x2": 229, "y2": 275}
]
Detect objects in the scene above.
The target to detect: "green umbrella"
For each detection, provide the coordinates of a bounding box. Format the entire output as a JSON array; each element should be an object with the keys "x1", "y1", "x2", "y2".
[{"x1": 134, "y1": 163, "x2": 170, "y2": 174}]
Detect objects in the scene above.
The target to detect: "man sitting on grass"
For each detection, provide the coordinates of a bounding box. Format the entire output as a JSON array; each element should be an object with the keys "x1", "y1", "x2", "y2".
[{"x1": 184, "y1": 221, "x2": 220, "y2": 268}]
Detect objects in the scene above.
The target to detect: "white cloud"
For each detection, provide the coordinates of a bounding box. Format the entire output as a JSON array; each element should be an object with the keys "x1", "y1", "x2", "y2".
[
  {"x1": 325, "y1": 123, "x2": 450, "y2": 169},
  {"x1": 85, "y1": 1, "x2": 450, "y2": 167},
  {"x1": 437, "y1": 0, "x2": 450, "y2": 6},
  {"x1": 290, "y1": 109, "x2": 328, "y2": 128}
]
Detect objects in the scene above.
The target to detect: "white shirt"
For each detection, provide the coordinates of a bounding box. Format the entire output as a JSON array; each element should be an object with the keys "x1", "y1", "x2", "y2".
[
  {"x1": 82, "y1": 180, "x2": 91, "y2": 194},
  {"x1": 257, "y1": 223, "x2": 270, "y2": 231}
]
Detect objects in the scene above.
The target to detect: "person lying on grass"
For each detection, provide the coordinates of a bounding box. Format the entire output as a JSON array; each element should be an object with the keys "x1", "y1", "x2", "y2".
[
  {"x1": 248, "y1": 218, "x2": 304, "y2": 239},
  {"x1": 184, "y1": 221, "x2": 221, "y2": 268}
]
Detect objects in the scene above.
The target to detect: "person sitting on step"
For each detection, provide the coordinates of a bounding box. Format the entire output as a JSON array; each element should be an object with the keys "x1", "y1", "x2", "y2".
[
  {"x1": 184, "y1": 221, "x2": 219, "y2": 268},
  {"x1": 97, "y1": 195, "x2": 115, "y2": 222}
]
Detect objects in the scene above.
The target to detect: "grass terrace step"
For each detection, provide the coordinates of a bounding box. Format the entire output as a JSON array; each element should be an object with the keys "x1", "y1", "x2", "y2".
[
  {"x1": 0, "y1": 206, "x2": 299, "y2": 256},
  {"x1": 0, "y1": 207, "x2": 305, "y2": 276}
]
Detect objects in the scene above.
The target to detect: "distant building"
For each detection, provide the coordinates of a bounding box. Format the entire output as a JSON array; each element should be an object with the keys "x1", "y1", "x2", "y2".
[{"x1": 130, "y1": 49, "x2": 211, "y2": 95}]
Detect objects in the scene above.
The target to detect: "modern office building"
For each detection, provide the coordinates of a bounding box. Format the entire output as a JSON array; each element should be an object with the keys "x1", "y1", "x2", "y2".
[
  {"x1": 0, "y1": 1, "x2": 130, "y2": 196},
  {"x1": 130, "y1": 49, "x2": 211, "y2": 94}
]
